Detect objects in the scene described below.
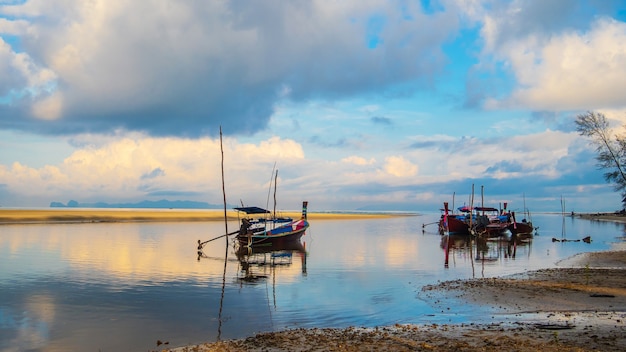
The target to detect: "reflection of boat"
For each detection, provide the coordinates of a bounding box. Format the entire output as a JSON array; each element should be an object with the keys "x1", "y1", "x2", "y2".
[
  {"x1": 442, "y1": 232, "x2": 533, "y2": 268},
  {"x1": 235, "y1": 241, "x2": 307, "y2": 283},
  {"x1": 236, "y1": 201, "x2": 309, "y2": 246},
  {"x1": 440, "y1": 233, "x2": 473, "y2": 250}
]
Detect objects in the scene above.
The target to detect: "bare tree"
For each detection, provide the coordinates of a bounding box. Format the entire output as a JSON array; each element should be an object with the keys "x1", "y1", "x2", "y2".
[{"x1": 575, "y1": 111, "x2": 626, "y2": 208}]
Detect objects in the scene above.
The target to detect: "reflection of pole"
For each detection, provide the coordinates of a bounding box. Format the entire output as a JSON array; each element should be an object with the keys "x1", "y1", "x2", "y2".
[
  {"x1": 217, "y1": 253, "x2": 227, "y2": 340},
  {"x1": 302, "y1": 242, "x2": 308, "y2": 276},
  {"x1": 272, "y1": 264, "x2": 277, "y2": 310},
  {"x1": 444, "y1": 235, "x2": 450, "y2": 268},
  {"x1": 444, "y1": 202, "x2": 450, "y2": 268},
  {"x1": 470, "y1": 239, "x2": 475, "y2": 278}
]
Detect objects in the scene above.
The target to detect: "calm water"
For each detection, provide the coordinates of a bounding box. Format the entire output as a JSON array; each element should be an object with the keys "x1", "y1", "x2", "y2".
[{"x1": 1, "y1": 213, "x2": 625, "y2": 351}]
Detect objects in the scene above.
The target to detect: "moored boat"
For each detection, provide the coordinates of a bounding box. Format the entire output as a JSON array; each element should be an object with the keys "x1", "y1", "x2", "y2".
[
  {"x1": 438, "y1": 202, "x2": 473, "y2": 235},
  {"x1": 508, "y1": 211, "x2": 536, "y2": 236},
  {"x1": 439, "y1": 214, "x2": 471, "y2": 235},
  {"x1": 472, "y1": 206, "x2": 511, "y2": 238},
  {"x1": 236, "y1": 201, "x2": 309, "y2": 246}
]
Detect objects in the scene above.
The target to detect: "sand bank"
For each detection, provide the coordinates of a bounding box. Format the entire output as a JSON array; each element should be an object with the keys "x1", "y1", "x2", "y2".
[
  {"x1": 575, "y1": 212, "x2": 626, "y2": 223},
  {"x1": 0, "y1": 208, "x2": 415, "y2": 224}
]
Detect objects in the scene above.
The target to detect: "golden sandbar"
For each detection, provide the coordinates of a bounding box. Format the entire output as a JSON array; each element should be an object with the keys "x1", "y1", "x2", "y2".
[{"x1": 0, "y1": 208, "x2": 417, "y2": 224}]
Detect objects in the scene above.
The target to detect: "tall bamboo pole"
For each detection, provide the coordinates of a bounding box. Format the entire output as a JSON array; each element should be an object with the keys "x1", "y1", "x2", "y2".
[
  {"x1": 220, "y1": 127, "x2": 229, "y2": 237},
  {"x1": 218, "y1": 126, "x2": 229, "y2": 340}
]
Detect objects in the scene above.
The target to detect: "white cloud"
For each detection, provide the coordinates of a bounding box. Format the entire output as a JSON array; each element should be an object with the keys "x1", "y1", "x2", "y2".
[
  {"x1": 341, "y1": 156, "x2": 376, "y2": 166},
  {"x1": 484, "y1": 17, "x2": 626, "y2": 110},
  {"x1": 0, "y1": 134, "x2": 306, "y2": 204},
  {"x1": 383, "y1": 156, "x2": 418, "y2": 177},
  {"x1": 0, "y1": 37, "x2": 57, "y2": 106}
]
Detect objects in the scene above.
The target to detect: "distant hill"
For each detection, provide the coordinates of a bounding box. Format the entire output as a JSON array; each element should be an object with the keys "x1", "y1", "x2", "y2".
[{"x1": 50, "y1": 199, "x2": 226, "y2": 209}]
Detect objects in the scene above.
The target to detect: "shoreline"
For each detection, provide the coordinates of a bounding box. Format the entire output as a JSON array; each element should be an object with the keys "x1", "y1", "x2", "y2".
[
  {"x1": 574, "y1": 212, "x2": 626, "y2": 223},
  {"x1": 0, "y1": 208, "x2": 417, "y2": 225}
]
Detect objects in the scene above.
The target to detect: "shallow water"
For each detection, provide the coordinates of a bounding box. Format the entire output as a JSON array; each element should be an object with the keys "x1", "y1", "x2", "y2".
[{"x1": 0, "y1": 213, "x2": 624, "y2": 351}]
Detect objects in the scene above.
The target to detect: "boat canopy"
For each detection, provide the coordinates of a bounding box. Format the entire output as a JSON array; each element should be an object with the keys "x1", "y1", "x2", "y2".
[
  {"x1": 474, "y1": 207, "x2": 499, "y2": 212},
  {"x1": 234, "y1": 206, "x2": 271, "y2": 214}
]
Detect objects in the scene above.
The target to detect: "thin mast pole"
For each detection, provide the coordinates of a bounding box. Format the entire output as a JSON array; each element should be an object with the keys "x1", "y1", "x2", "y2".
[
  {"x1": 273, "y1": 170, "x2": 278, "y2": 221},
  {"x1": 452, "y1": 192, "x2": 455, "y2": 214},
  {"x1": 481, "y1": 185, "x2": 484, "y2": 216},
  {"x1": 220, "y1": 126, "x2": 228, "y2": 236}
]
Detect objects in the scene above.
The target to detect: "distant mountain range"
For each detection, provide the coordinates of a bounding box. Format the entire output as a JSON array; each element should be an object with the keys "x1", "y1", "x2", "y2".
[{"x1": 50, "y1": 199, "x2": 226, "y2": 209}]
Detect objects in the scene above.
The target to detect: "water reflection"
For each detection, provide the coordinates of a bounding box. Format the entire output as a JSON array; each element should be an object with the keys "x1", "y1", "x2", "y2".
[
  {"x1": 197, "y1": 239, "x2": 308, "y2": 340},
  {"x1": 234, "y1": 242, "x2": 307, "y2": 282},
  {"x1": 441, "y1": 233, "x2": 534, "y2": 275},
  {"x1": 1, "y1": 214, "x2": 625, "y2": 351}
]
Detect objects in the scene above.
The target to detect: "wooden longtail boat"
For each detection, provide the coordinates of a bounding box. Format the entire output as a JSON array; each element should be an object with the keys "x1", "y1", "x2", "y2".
[
  {"x1": 236, "y1": 201, "x2": 309, "y2": 246},
  {"x1": 472, "y1": 206, "x2": 511, "y2": 238},
  {"x1": 438, "y1": 203, "x2": 473, "y2": 235}
]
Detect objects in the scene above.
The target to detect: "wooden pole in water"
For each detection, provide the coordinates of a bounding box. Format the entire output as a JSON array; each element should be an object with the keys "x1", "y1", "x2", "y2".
[
  {"x1": 481, "y1": 185, "x2": 484, "y2": 216},
  {"x1": 273, "y1": 169, "x2": 278, "y2": 224},
  {"x1": 452, "y1": 192, "x2": 455, "y2": 214},
  {"x1": 220, "y1": 126, "x2": 229, "y2": 239},
  {"x1": 217, "y1": 126, "x2": 230, "y2": 341}
]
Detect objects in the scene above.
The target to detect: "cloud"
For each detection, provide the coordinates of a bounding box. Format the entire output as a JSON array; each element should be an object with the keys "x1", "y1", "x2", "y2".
[
  {"x1": 0, "y1": 134, "x2": 305, "y2": 205},
  {"x1": 383, "y1": 156, "x2": 417, "y2": 177},
  {"x1": 492, "y1": 18, "x2": 626, "y2": 110},
  {"x1": 0, "y1": 126, "x2": 615, "y2": 211},
  {"x1": 0, "y1": 0, "x2": 459, "y2": 137},
  {"x1": 140, "y1": 167, "x2": 165, "y2": 180},
  {"x1": 471, "y1": 0, "x2": 626, "y2": 111},
  {"x1": 341, "y1": 156, "x2": 376, "y2": 166},
  {"x1": 371, "y1": 116, "x2": 392, "y2": 125},
  {"x1": 0, "y1": 36, "x2": 57, "y2": 109}
]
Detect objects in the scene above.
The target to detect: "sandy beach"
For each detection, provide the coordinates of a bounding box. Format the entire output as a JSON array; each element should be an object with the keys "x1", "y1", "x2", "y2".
[{"x1": 0, "y1": 208, "x2": 411, "y2": 224}]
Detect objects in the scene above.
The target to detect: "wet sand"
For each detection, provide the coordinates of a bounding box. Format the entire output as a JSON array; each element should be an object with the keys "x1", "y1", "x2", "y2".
[
  {"x1": 0, "y1": 208, "x2": 412, "y2": 224},
  {"x1": 575, "y1": 212, "x2": 626, "y2": 223}
]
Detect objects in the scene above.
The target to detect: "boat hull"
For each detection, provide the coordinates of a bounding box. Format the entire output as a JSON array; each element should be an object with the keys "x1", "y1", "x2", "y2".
[
  {"x1": 237, "y1": 218, "x2": 309, "y2": 246},
  {"x1": 508, "y1": 221, "x2": 534, "y2": 235},
  {"x1": 439, "y1": 215, "x2": 470, "y2": 235}
]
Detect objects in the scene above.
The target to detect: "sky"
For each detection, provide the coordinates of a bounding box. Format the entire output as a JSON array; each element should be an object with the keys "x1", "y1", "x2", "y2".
[{"x1": 1, "y1": 0, "x2": 626, "y2": 213}]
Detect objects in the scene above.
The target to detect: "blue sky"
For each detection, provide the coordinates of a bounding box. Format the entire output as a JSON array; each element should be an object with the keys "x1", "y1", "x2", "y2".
[{"x1": 1, "y1": 0, "x2": 626, "y2": 213}]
